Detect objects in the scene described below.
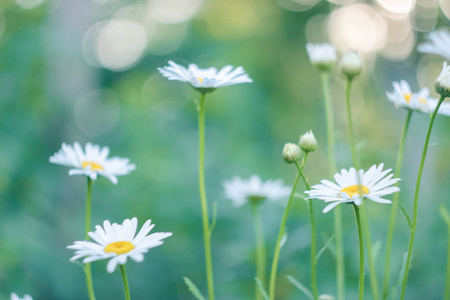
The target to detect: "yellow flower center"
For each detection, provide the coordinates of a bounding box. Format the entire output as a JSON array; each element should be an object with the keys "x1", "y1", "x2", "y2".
[
  {"x1": 403, "y1": 93, "x2": 412, "y2": 103},
  {"x1": 198, "y1": 77, "x2": 203, "y2": 84},
  {"x1": 104, "y1": 241, "x2": 135, "y2": 255},
  {"x1": 340, "y1": 185, "x2": 369, "y2": 198},
  {"x1": 81, "y1": 161, "x2": 104, "y2": 171},
  {"x1": 403, "y1": 93, "x2": 427, "y2": 104}
]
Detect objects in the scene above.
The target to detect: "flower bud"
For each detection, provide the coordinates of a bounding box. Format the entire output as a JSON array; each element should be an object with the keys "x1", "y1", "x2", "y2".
[
  {"x1": 283, "y1": 143, "x2": 301, "y2": 164},
  {"x1": 306, "y1": 43, "x2": 337, "y2": 72},
  {"x1": 299, "y1": 130, "x2": 318, "y2": 153},
  {"x1": 340, "y1": 50, "x2": 362, "y2": 79},
  {"x1": 435, "y1": 62, "x2": 450, "y2": 98}
]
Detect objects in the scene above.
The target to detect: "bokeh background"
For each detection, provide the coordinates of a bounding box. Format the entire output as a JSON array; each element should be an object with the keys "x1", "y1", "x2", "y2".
[{"x1": 1, "y1": 0, "x2": 450, "y2": 299}]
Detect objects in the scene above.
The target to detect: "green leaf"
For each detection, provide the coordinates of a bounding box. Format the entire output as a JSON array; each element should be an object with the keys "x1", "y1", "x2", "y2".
[
  {"x1": 386, "y1": 251, "x2": 411, "y2": 297},
  {"x1": 315, "y1": 233, "x2": 335, "y2": 261},
  {"x1": 255, "y1": 278, "x2": 269, "y2": 300},
  {"x1": 183, "y1": 277, "x2": 206, "y2": 300},
  {"x1": 286, "y1": 275, "x2": 314, "y2": 300},
  {"x1": 398, "y1": 204, "x2": 412, "y2": 230},
  {"x1": 209, "y1": 201, "x2": 218, "y2": 237}
]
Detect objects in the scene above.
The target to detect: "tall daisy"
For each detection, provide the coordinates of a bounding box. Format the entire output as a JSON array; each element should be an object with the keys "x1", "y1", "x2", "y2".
[
  {"x1": 386, "y1": 80, "x2": 450, "y2": 115},
  {"x1": 50, "y1": 142, "x2": 136, "y2": 184},
  {"x1": 417, "y1": 28, "x2": 450, "y2": 61},
  {"x1": 158, "y1": 60, "x2": 252, "y2": 94},
  {"x1": 68, "y1": 217, "x2": 172, "y2": 300},
  {"x1": 306, "y1": 41, "x2": 344, "y2": 300},
  {"x1": 400, "y1": 62, "x2": 450, "y2": 300},
  {"x1": 159, "y1": 60, "x2": 252, "y2": 300},
  {"x1": 11, "y1": 293, "x2": 32, "y2": 300},
  {"x1": 306, "y1": 164, "x2": 400, "y2": 213},
  {"x1": 223, "y1": 175, "x2": 291, "y2": 207}
]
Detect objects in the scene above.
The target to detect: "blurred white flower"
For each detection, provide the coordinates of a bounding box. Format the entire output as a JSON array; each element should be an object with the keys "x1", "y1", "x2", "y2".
[
  {"x1": 417, "y1": 28, "x2": 450, "y2": 61},
  {"x1": 11, "y1": 293, "x2": 32, "y2": 300},
  {"x1": 436, "y1": 62, "x2": 450, "y2": 97},
  {"x1": 158, "y1": 60, "x2": 252, "y2": 93},
  {"x1": 223, "y1": 175, "x2": 291, "y2": 207},
  {"x1": 68, "y1": 217, "x2": 172, "y2": 273},
  {"x1": 386, "y1": 80, "x2": 450, "y2": 116},
  {"x1": 306, "y1": 164, "x2": 400, "y2": 213},
  {"x1": 50, "y1": 142, "x2": 136, "y2": 184},
  {"x1": 305, "y1": 43, "x2": 337, "y2": 71}
]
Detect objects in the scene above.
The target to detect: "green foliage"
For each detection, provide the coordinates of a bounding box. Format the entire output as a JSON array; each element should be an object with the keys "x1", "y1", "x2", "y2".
[{"x1": 183, "y1": 277, "x2": 206, "y2": 300}]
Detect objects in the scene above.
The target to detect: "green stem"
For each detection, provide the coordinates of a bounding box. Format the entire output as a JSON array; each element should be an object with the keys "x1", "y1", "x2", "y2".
[
  {"x1": 345, "y1": 78, "x2": 379, "y2": 300},
  {"x1": 268, "y1": 162, "x2": 302, "y2": 300},
  {"x1": 85, "y1": 177, "x2": 96, "y2": 300},
  {"x1": 296, "y1": 159, "x2": 318, "y2": 300},
  {"x1": 400, "y1": 95, "x2": 446, "y2": 300},
  {"x1": 252, "y1": 203, "x2": 266, "y2": 300},
  {"x1": 382, "y1": 110, "x2": 413, "y2": 299},
  {"x1": 360, "y1": 206, "x2": 379, "y2": 300},
  {"x1": 345, "y1": 78, "x2": 358, "y2": 167},
  {"x1": 198, "y1": 93, "x2": 215, "y2": 300},
  {"x1": 120, "y1": 265, "x2": 131, "y2": 300},
  {"x1": 353, "y1": 205, "x2": 365, "y2": 300},
  {"x1": 445, "y1": 222, "x2": 450, "y2": 300},
  {"x1": 320, "y1": 71, "x2": 344, "y2": 300}
]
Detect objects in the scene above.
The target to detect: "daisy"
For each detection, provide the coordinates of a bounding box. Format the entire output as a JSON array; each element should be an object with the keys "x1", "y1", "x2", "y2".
[
  {"x1": 158, "y1": 60, "x2": 253, "y2": 93},
  {"x1": 305, "y1": 43, "x2": 337, "y2": 71},
  {"x1": 11, "y1": 294, "x2": 32, "y2": 300},
  {"x1": 386, "y1": 80, "x2": 450, "y2": 116},
  {"x1": 305, "y1": 164, "x2": 400, "y2": 213},
  {"x1": 68, "y1": 217, "x2": 172, "y2": 273},
  {"x1": 417, "y1": 28, "x2": 450, "y2": 61},
  {"x1": 223, "y1": 175, "x2": 292, "y2": 207},
  {"x1": 49, "y1": 142, "x2": 136, "y2": 184}
]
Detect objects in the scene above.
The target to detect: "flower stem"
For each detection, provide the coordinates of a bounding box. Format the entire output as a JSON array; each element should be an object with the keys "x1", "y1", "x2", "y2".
[
  {"x1": 85, "y1": 177, "x2": 96, "y2": 300},
  {"x1": 345, "y1": 78, "x2": 379, "y2": 300},
  {"x1": 251, "y1": 203, "x2": 266, "y2": 300},
  {"x1": 320, "y1": 71, "x2": 344, "y2": 300},
  {"x1": 198, "y1": 93, "x2": 215, "y2": 300},
  {"x1": 296, "y1": 158, "x2": 318, "y2": 300},
  {"x1": 120, "y1": 265, "x2": 131, "y2": 300},
  {"x1": 400, "y1": 95, "x2": 446, "y2": 300},
  {"x1": 382, "y1": 110, "x2": 413, "y2": 299},
  {"x1": 268, "y1": 162, "x2": 303, "y2": 300},
  {"x1": 353, "y1": 205, "x2": 365, "y2": 300}
]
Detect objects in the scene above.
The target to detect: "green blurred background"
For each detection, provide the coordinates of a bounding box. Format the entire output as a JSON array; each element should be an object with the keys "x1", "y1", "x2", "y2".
[{"x1": 1, "y1": 0, "x2": 450, "y2": 299}]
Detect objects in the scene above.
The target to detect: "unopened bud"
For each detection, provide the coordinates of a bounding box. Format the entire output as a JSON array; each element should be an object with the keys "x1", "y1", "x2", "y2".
[
  {"x1": 299, "y1": 130, "x2": 318, "y2": 153},
  {"x1": 283, "y1": 143, "x2": 301, "y2": 164},
  {"x1": 340, "y1": 50, "x2": 362, "y2": 79},
  {"x1": 435, "y1": 62, "x2": 450, "y2": 98}
]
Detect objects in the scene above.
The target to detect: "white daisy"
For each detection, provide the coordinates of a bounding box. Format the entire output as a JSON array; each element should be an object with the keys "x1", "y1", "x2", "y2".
[
  {"x1": 68, "y1": 217, "x2": 172, "y2": 273},
  {"x1": 386, "y1": 80, "x2": 450, "y2": 116},
  {"x1": 223, "y1": 175, "x2": 292, "y2": 207},
  {"x1": 49, "y1": 142, "x2": 136, "y2": 184},
  {"x1": 305, "y1": 43, "x2": 337, "y2": 71},
  {"x1": 305, "y1": 164, "x2": 400, "y2": 213},
  {"x1": 11, "y1": 293, "x2": 32, "y2": 300},
  {"x1": 158, "y1": 60, "x2": 253, "y2": 93},
  {"x1": 417, "y1": 28, "x2": 450, "y2": 61}
]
